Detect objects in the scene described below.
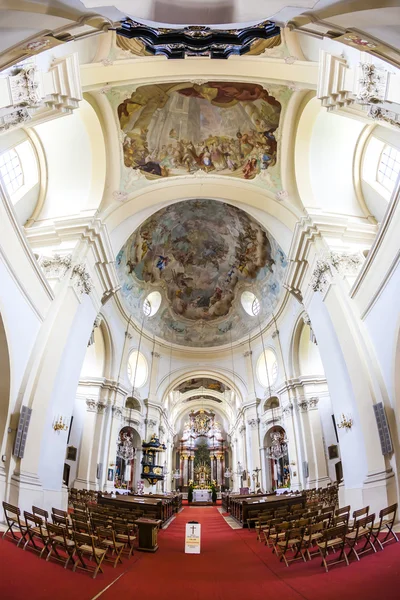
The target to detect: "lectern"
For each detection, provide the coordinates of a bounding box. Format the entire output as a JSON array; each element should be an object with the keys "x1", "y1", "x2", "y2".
[{"x1": 135, "y1": 518, "x2": 162, "y2": 552}]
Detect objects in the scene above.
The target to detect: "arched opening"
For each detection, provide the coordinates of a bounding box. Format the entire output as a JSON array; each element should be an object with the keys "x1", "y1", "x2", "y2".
[
  {"x1": 263, "y1": 396, "x2": 280, "y2": 413},
  {"x1": 264, "y1": 425, "x2": 289, "y2": 491},
  {"x1": 114, "y1": 426, "x2": 141, "y2": 491}
]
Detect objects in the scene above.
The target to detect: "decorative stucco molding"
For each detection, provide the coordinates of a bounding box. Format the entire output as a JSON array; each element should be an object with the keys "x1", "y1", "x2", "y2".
[
  {"x1": 356, "y1": 63, "x2": 388, "y2": 105},
  {"x1": 40, "y1": 254, "x2": 72, "y2": 279},
  {"x1": 367, "y1": 105, "x2": 400, "y2": 129},
  {"x1": 296, "y1": 397, "x2": 319, "y2": 412},
  {"x1": 311, "y1": 251, "x2": 364, "y2": 293},
  {"x1": 86, "y1": 398, "x2": 97, "y2": 413},
  {"x1": 71, "y1": 263, "x2": 94, "y2": 295},
  {"x1": 282, "y1": 403, "x2": 294, "y2": 417},
  {"x1": 247, "y1": 418, "x2": 260, "y2": 429},
  {"x1": 97, "y1": 402, "x2": 106, "y2": 414},
  {"x1": 112, "y1": 406, "x2": 123, "y2": 419}
]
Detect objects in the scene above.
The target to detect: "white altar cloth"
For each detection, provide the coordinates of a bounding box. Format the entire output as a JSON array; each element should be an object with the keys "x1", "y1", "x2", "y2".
[{"x1": 193, "y1": 490, "x2": 211, "y2": 502}]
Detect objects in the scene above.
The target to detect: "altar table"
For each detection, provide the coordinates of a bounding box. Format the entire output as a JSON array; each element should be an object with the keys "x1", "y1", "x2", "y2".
[{"x1": 193, "y1": 490, "x2": 211, "y2": 502}]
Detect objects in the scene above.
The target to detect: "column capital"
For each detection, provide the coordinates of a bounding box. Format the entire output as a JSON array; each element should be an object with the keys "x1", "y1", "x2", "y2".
[
  {"x1": 86, "y1": 398, "x2": 97, "y2": 412},
  {"x1": 151, "y1": 351, "x2": 161, "y2": 358},
  {"x1": 243, "y1": 350, "x2": 252, "y2": 358},
  {"x1": 247, "y1": 418, "x2": 260, "y2": 429},
  {"x1": 112, "y1": 405, "x2": 123, "y2": 419}
]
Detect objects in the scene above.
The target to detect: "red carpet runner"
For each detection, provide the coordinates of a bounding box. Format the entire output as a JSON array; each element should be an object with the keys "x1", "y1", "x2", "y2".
[{"x1": 1, "y1": 506, "x2": 400, "y2": 600}]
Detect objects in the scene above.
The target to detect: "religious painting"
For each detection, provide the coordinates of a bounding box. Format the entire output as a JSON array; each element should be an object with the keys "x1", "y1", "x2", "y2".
[
  {"x1": 107, "y1": 468, "x2": 114, "y2": 481},
  {"x1": 66, "y1": 446, "x2": 77, "y2": 461},
  {"x1": 328, "y1": 445, "x2": 339, "y2": 460},
  {"x1": 117, "y1": 81, "x2": 282, "y2": 180},
  {"x1": 176, "y1": 378, "x2": 228, "y2": 394}
]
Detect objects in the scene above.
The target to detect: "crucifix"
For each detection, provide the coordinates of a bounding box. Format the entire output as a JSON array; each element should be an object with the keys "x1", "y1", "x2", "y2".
[{"x1": 253, "y1": 467, "x2": 261, "y2": 490}]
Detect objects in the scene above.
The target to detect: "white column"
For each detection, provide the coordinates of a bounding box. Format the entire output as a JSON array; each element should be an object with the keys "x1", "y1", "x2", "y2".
[
  {"x1": 296, "y1": 397, "x2": 330, "y2": 488},
  {"x1": 74, "y1": 399, "x2": 98, "y2": 489},
  {"x1": 104, "y1": 406, "x2": 123, "y2": 491},
  {"x1": 281, "y1": 403, "x2": 301, "y2": 491}
]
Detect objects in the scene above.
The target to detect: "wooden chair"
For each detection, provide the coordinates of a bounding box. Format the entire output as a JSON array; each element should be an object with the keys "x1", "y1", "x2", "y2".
[
  {"x1": 317, "y1": 525, "x2": 349, "y2": 572},
  {"x1": 263, "y1": 517, "x2": 283, "y2": 547},
  {"x1": 23, "y1": 511, "x2": 50, "y2": 557},
  {"x1": 271, "y1": 522, "x2": 291, "y2": 554},
  {"x1": 52, "y1": 507, "x2": 69, "y2": 519},
  {"x1": 346, "y1": 513, "x2": 376, "y2": 561},
  {"x1": 350, "y1": 506, "x2": 369, "y2": 530},
  {"x1": 256, "y1": 512, "x2": 273, "y2": 542},
  {"x1": 46, "y1": 523, "x2": 76, "y2": 569},
  {"x1": 71, "y1": 515, "x2": 92, "y2": 534},
  {"x1": 97, "y1": 527, "x2": 125, "y2": 568},
  {"x1": 2, "y1": 502, "x2": 27, "y2": 546},
  {"x1": 275, "y1": 526, "x2": 306, "y2": 567},
  {"x1": 113, "y1": 522, "x2": 136, "y2": 558},
  {"x1": 370, "y1": 504, "x2": 398, "y2": 550},
  {"x1": 73, "y1": 531, "x2": 107, "y2": 579},
  {"x1": 303, "y1": 521, "x2": 326, "y2": 560},
  {"x1": 32, "y1": 506, "x2": 49, "y2": 524}
]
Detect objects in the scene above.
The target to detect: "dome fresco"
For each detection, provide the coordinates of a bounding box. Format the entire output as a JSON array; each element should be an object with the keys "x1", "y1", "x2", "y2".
[{"x1": 116, "y1": 199, "x2": 288, "y2": 347}]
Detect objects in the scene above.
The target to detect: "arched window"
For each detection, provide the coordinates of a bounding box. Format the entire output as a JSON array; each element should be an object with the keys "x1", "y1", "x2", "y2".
[
  {"x1": 377, "y1": 145, "x2": 400, "y2": 193},
  {"x1": 257, "y1": 349, "x2": 278, "y2": 388},
  {"x1": 0, "y1": 148, "x2": 23, "y2": 194},
  {"x1": 127, "y1": 351, "x2": 148, "y2": 388}
]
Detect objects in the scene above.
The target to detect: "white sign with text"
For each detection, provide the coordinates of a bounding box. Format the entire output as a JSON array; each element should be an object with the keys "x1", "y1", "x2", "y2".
[{"x1": 185, "y1": 523, "x2": 201, "y2": 554}]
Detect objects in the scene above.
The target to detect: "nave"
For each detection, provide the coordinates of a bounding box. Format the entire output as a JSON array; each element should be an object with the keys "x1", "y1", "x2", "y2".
[{"x1": 1, "y1": 504, "x2": 400, "y2": 600}]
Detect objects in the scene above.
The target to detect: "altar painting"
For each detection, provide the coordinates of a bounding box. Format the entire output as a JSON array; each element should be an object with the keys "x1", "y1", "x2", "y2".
[{"x1": 117, "y1": 81, "x2": 282, "y2": 180}]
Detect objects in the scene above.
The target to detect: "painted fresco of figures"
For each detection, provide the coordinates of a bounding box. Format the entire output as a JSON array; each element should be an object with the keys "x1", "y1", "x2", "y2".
[{"x1": 117, "y1": 81, "x2": 282, "y2": 180}]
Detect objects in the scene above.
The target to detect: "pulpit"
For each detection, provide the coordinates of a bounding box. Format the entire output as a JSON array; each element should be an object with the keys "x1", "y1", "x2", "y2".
[{"x1": 134, "y1": 518, "x2": 162, "y2": 552}]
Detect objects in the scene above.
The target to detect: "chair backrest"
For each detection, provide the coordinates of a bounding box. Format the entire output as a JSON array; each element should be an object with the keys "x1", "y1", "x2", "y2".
[
  {"x1": 287, "y1": 526, "x2": 305, "y2": 541},
  {"x1": 308, "y1": 521, "x2": 325, "y2": 535},
  {"x1": 73, "y1": 530, "x2": 96, "y2": 551},
  {"x1": 323, "y1": 524, "x2": 347, "y2": 543},
  {"x1": 97, "y1": 526, "x2": 115, "y2": 543},
  {"x1": 3, "y1": 501, "x2": 20, "y2": 517},
  {"x1": 52, "y1": 513, "x2": 69, "y2": 527},
  {"x1": 335, "y1": 505, "x2": 350, "y2": 517},
  {"x1": 296, "y1": 517, "x2": 311, "y2": 528},
  {"x1": 32, "y1": 506, "x2": 49, "y2": 521},
  {"x1": 357, "y1": 513, "x2": 375, "y2": 531},
  {"x1": 379, "y1": 503, "x2": 397, "y2": 520},
  {"x1": 321, "y1": 505, "x2": 335, "y2": 515},
  {"x1": 275, "y1": 522, "x2": 291, "y2": 535},
  {"x1": 52, "y1": 507, "x2": 68, "y2": 518},
  {"x1": 24, "y1": 511, "x2": 43, "y2": 529},
  {"x1": 47, "y1": 522, "x2": 68, "y2": 542},
  {"x1": 353, "y1": 505, "x2": 369, "y2": 521}
]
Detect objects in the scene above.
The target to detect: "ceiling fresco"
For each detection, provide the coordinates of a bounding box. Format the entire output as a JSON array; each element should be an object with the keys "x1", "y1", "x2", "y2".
[
  {"x1": 115, "y1": 81, "x2": 282, "y2": 181},
  {"x1": 116, "y1": 199, "x2": 288, "y2": 347},
  {"x1": 176, "y1": 378, "x2": 229, "y2": 394}
]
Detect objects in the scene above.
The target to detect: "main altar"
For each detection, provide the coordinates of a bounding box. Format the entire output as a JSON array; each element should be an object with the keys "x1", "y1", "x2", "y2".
[
  {"x1": 175, "y1": 409, "x2": 228, "y2": 490},
  {"x1": 193, "y1": 489, "x2": 211, "y2": 502}
]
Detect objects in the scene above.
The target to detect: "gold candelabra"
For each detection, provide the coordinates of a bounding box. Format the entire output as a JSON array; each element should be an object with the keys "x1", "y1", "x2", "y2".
[
  {"x1": 53, "y1": 416, "x2": 68, "y2": 432},
  {"x1": 337, "y1": 413, "x2": 353, "y2": 430}
]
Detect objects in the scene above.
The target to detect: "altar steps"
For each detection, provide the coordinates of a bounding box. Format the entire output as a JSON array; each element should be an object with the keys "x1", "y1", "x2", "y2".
[{"x1": 190, "y1": 501, "x2": 214, "y2": 506}]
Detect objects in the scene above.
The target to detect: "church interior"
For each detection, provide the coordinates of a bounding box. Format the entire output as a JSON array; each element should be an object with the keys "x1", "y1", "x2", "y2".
[{"x1": 1, "y1": 1, "x2": 400, "y2": 599}]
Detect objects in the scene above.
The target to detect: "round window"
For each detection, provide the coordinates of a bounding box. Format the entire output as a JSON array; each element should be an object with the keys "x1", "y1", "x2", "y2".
[
  {"x1": 241, "y1": 291, "x2": 260, "y2": 316},
  {"x1": 143, "y1": 291, "x2": 162, "y2": 317}
]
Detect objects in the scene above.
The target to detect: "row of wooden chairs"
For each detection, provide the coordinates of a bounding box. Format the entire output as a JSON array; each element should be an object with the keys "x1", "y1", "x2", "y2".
[
  {"x1": 2, "y1": 502, "x2": 136, "y2": 579},
  {"x1": 264, "y1": 503, "x2": 398, "y2": 572}
]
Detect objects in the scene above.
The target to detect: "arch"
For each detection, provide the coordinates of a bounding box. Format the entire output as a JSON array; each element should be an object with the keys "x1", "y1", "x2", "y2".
[
  {"x1": 160, "y1": 367, "x2": 246, "y2": 408},
  {"x1": 0, "y1": 313, "x2": 11, "y2": 457},
  {"x1": 98, "y1": 317, "x2": 114, "y2": 380},
  {"x1": 125, "y1": 396, "x2": 141, "y2": 412},
  {"x1": 290, "y1": 311, "x2": 325, "y2": 379},
  {"x1": 105, "y1": 183, "x2": 300, "y2": 256},
  {"x1": 263, "y1": 396, "x2": 280, "y2": 412}
]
